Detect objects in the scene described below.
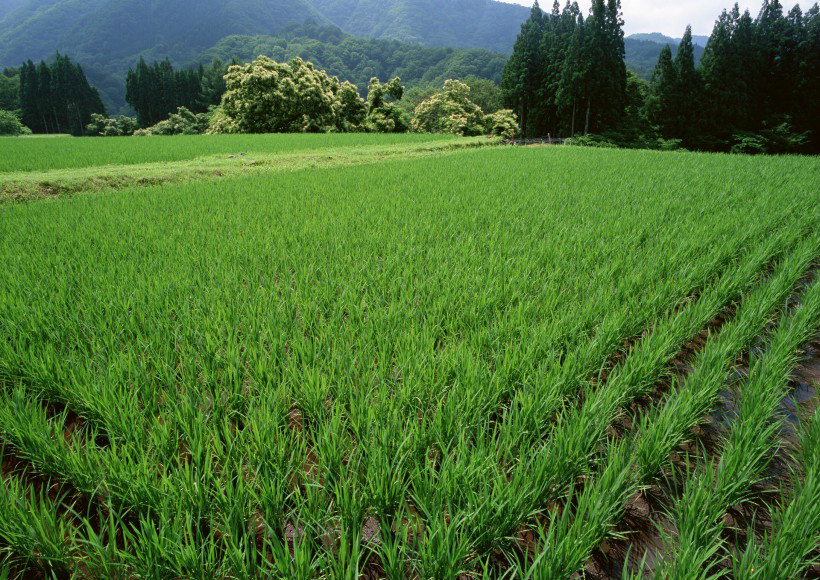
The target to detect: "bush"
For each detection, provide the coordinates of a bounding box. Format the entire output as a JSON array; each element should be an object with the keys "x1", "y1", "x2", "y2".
[
  {"x1": 411, "y1": 80, "x2": 485, "y2": 136},
  {"x1": 214, "y1": 56, "x2": 366, "y2": 134},
  {"x1": 365, "y1": 77, "x2": 408, "y2": 133},
  {"x1": 731, "y1": 132, "x2": 768, "y2": 155},
  {"x1": 134, "y1": 107, "x2": 210, "y2": 136},
  {"x1": 86, "y1": 114, "x2": 139, "y2": 136},
  {"x1": 0, "y1": 109, "x2": 30, "y2": 136},
  {"x1": 566, "y1": 134, "x2": 618, "y2": 148},
  {"x1": 484, "y1": 109, "x2": 519, "y2": 140}
]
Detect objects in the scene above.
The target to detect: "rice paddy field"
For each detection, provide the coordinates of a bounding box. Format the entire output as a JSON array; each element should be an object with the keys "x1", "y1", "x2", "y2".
[
  {"x1": 0, "y1": 136, "x2": 819, "y2": 578},
  {"x1": 0, "y1": 133, "x2": 458, "y2": 172}
]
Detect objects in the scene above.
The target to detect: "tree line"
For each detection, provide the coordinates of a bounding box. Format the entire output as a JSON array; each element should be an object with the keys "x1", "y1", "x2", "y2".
[
  {"x1": 651, "y1": 2, "x2": 820, "y2": 152},
  {"x1": 17, "y1": 54, "x2": 106, "y2": 135},
  {"x1": 502, "y1": 0, "x2": 626, "y2": 138},
  {"x1": 503, "y1": 0, "x2": 820, "y2": 153},
  {"x1": 125, "y1": 58, "x2": 232, "y2": 127}
]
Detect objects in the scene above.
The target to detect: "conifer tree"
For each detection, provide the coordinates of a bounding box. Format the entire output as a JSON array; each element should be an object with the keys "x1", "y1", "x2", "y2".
[
  {"x1": 647, "y1": 44, "x2": 676, "y2": 137},
  {"x1": 672, "y1": 26, "x2": 702, "y2": 144}
]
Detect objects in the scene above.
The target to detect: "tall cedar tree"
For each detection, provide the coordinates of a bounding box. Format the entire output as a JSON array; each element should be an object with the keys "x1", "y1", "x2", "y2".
[
  {"x1": 647, "y1": 44, "x2": 676, "y2": 138},
  {"x1": 672, "y1": 26, "x2": 702, "y2": 145},
  {"x1": 502, "y1": 0, "x2": 626, "y2": 138},
  {"x1": 18, "y1": 54, "x2": 106, "y2": 135},
  {"x1": 125, "y1": 58, "x2": 218, "y2": 128}
]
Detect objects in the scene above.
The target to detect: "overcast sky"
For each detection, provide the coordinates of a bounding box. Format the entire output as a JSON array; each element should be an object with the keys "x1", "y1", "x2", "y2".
[{"x1": 498, "y1": 0, "x2": 816, "y2": 37}]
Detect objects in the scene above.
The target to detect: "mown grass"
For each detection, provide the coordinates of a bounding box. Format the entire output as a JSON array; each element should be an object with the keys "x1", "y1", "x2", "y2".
[{"x1": 0, "y1": 145, "x2": 818, "y2": 577}]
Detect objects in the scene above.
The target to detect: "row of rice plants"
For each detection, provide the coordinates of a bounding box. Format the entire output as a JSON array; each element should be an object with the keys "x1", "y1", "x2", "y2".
[
  {"x1": 1, "y1": 146, "x2": 818, "y2": 575},
  {"x1": 421, "y1": 220, "x2": 816, "y2": 570},
  {"x1": 654, "y1": 264, "x2": 820, "y2": 578},
  {"x1": 503, "y1": 232, "x2": 819, "y2": 578},
  {"x1": 730, "y1": 413, "x2": 820, "y2": 579}
]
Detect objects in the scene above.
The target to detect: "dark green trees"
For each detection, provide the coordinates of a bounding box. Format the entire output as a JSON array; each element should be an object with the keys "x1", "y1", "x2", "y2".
[
  {"x1": 18, "y1": 54, "x2": 106, "y2": 135},
  {"x1": 647, "y1": 27, "x2": 701, "y2": 146},
  {"x1": 125, "y1": 58, "x2": 222, "y2": 128},
  {"x1": 501, "y1": 0, "x2": 627, "y2": 138},
  {"x1": 656, "y1": 1, "x2": 820, "y2": 152}
]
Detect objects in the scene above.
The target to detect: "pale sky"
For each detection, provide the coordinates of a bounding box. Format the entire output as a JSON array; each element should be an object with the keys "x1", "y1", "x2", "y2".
[{"x1": 498, "y1": 0, "x2": 817, "y2": 37}]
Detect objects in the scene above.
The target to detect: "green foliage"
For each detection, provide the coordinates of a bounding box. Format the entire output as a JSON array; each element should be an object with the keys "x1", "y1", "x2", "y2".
[
  {"x1": 624, "y1": 36, "x2": 705, "y2": 80},
  {"x1": 461, "y1": 76, "x2": 503, "y2": 114},
  {"x1": 730, "y1": 121, "x2": 808, "y2": 155},
  {"x1": 134, "y1": 107, "x2": 210, "y2": 136},
  {"x1": 412, "y1": 79, "x2": 485, "y2": 136},
  {"x1": 0, "y1": 140, "x2": 817, "y2": 576},
  {"x1": 86, "y1": 114, "x2": 139, "y2": 137},
  {"x1": 214, "y1": 56, "x2": 368, "y2": 134},
  {"x1": 198, "y1": 25, "x2": 508, "y2": 101},
  {"x1": 484, "y1": 109, "x2": 519, "y2": 140},
  {"x1": 126, "y1": 58, "x2": 212, "y2": 128},
  {"x1": 0, "y1": 109, "x2": 28, "y2": 135},
  {"x1": 365, "y1": 77, "x2": 408, "y2": 133},
  {"x1": 0, "y1": 73, "x2": 18, "y2": 112},
  {"x1": 731, "y1": 132, "x2": 770, "y2": 155},
  {"x1": 566, "y1": 134, "x2": 618, "y2": 148},
  {"x1": 18, "y1": 54, "x2": 106, "y2": 136},
  {"x1": 502, "y1": 0, "x2": 627, "y2": 138}
]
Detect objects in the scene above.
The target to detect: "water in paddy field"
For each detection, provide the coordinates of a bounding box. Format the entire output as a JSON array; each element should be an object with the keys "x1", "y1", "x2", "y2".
[{"x1": 782, "y1": 340, "x2": 820, "y2": 429}]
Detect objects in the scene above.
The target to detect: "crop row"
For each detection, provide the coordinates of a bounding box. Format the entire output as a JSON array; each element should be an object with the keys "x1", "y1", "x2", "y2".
[{"x1": 1, "y1": 146, "x2": 818, "y2": 576}]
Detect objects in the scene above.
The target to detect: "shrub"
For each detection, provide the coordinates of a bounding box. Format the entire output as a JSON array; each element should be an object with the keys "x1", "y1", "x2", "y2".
[
  {"x1": 731, "y1": 132, "x2": 768, "y2": 155},
  {"x1": 86, "y1": 114, "x2": 139, "y2": 137},
  {"x1": 484, "y1": 109, "x2": 519, "y2": 140},
  {"x1": 566, "y1": 134, "x2": 618, "y2": 148},
  {"x1": 134, "y1": 107, "x2": 210, "y2": 136},
  {"x1": 365, "y1": 77, "x2": 408, "y2": 133},
  {"x1": 0, "y1": 109, "x2": 30, "y2": 136},
  {"x1": 214, "y1": 56, "x2": 366, "y2": 134},
  {"x1": 411, "y1": 80, "x2": 485, "y2": 136}
]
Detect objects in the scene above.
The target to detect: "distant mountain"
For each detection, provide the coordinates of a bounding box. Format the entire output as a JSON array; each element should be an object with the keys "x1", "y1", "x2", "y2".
[
  {"x1": 0, "y1": 0, "x2": 326, "y2": 69},
  {"x1": 199, "y1": 24, "x2": 508, "y2": 95},
  {"x1": 628, "y1": 32, "x2": 710, "y2": 48},
  {"x1": 625, "y1": 36, "x2": 706, "y2": 80},
  {"x1": 311, "y1": 0, "x2": 529, "y2": 54},
  {"x1": 0, "y1": 0, "x2": 26, "y2": 20},
  {"x1": 0, "y1": 0, "x2": 528, "y2": 111}
]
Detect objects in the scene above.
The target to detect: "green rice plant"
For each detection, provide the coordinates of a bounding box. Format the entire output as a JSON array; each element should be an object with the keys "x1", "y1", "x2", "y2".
[
  {"x1": 0, "y1": 473, "x2": 75, "y2": 575},
  {"x1": 0, "y1": 143, "x2": 818, "y2": 574},
  {"x1": 655, "y1": 271, "x2": 820, "y2": 579},
  {"x1": 517, "y1": 234, "x2": 818, "y2": 578},
  {"x1": 730, "y1": 414, "x2": 820, "y2": 579}
]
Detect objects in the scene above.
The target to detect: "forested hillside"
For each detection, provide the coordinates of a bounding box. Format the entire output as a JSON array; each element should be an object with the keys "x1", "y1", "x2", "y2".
[
  {"x1": 199, "y1": 25, "x2": 507, "y2": 95},
  {"x1": 0, "y1": 0, "x2": 524, "y2": 111},
  {"x1": 310, "y1": 0, "x2": 529, "y2": 53},
  {"x1": 625, "y1": 36, "x2": 705, "y2": 79},
  {"x1": 0, "y1": 0, "x2": 721, "y2": 113}
]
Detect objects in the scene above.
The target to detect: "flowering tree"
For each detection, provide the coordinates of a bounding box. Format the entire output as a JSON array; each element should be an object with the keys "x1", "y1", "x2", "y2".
[
  {"x1": 213, "y1": 56, "x2": 367, "y2": 133},
  {"x1": 411, "y1": 80, "x2": 486, "y2": 136}
]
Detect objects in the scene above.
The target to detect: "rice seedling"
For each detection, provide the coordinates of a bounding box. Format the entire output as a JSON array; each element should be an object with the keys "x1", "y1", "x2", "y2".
[
  {"x1": 730, "y1": 412, "x2": 820, "y2": 579},
  {"x1": 654, "y1": 270, "x2": 820, "y2": 579},
  {"x1": 510, "y1": 233, "x2": 818, "y2": 578},
  {"x1": 0, "y1": 142, "x2": 818, "y2": 576}
]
